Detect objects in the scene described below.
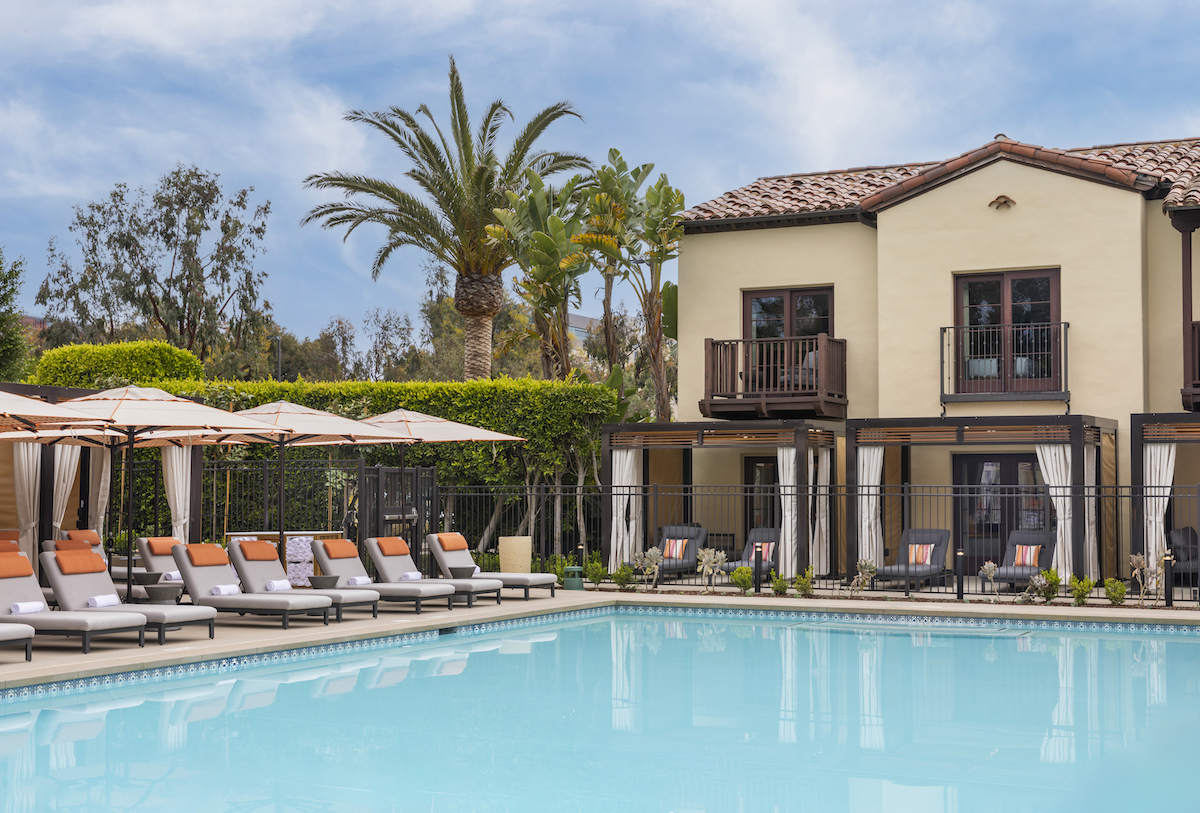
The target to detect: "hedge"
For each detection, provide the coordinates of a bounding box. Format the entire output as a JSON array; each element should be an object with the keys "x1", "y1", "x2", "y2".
[
  {"x1": 152, "y1": 377, "x2": 617, "y2": 486},
  {"x1": 33, "y1": 341, "x2": 204, "y2": 387}
]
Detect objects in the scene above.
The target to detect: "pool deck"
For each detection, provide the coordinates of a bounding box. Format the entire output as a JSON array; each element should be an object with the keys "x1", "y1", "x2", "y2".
[{"x1": 2, "y1": 586, "x2": 1197, "y2": 689}]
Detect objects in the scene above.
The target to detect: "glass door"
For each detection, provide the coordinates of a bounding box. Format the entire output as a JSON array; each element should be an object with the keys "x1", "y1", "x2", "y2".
[
  {"x1": 743, "y1": 456, "x2": 779, "y2": 547},
  {"x1": 954, "y1": 454, "x2": 1048, "y2": 574}
]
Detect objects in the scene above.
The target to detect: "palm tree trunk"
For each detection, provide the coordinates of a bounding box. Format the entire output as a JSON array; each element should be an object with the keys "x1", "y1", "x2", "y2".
[
  {"x1": 602, "y1": 268, "x2": 621, "y2": 394},
  {"x1": 455, "y1": 272, "x2": 504, "y2": 380}
]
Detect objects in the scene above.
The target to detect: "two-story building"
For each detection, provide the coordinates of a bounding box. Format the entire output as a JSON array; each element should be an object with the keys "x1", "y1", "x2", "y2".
[{"x1": 603, "y1": 136, "x2": 1200, "y2": 591}]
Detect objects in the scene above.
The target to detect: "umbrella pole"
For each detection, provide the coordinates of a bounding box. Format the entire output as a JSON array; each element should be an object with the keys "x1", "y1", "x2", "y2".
[
  {"x1": 277, "y1": 438, "x2": 286, "y2": 565},
  {"x1": 125, "y1": 428, "x2": 135, "y2": 603}
]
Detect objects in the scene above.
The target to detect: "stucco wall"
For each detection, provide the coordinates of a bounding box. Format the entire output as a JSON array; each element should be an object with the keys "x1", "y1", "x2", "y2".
[{"x1": 676, "y1": 222, "x2": 879, "y2": 422}]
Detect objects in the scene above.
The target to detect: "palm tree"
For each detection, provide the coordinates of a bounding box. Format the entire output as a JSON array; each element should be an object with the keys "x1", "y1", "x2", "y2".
[{"x1": 302, "y1": 57, "x2": 589, "y2": 379}]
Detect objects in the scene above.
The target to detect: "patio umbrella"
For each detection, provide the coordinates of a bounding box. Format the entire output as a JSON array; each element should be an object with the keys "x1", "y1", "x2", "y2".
[
  {"x1": 61, "y1": 387, "x2": 295, "y2": 596},
  {"x1": 230, "y1": 401, "x2": 416, "y2": 563},
  {"x1": 0, "y1": 390, "x2": 111, "y2": 431},
  {"x1": 362, "y1": 408, "x2": 524, "y2": 443}
]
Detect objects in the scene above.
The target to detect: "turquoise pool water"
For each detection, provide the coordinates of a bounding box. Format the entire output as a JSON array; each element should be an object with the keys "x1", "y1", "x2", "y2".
[{"x1": 0, "y1": 610, "x2": 1193, "y2": 811}]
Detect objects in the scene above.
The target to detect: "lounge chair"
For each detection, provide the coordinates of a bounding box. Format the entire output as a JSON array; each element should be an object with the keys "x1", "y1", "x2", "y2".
[
  {"x1": 228, "y1": 539, "x2": 379, "y2": 622},
  {"x1": 0, "y1": 553, "x2": 146, "y2": 653},
  {"x1": 135, "y1": 536, "x2": 184, "y2": 575},
  {"x1": 874, "y1": 529, "x2": 952, "y2": 591},
  {"x1": 40, "y1": 550, "x2": 217, "y2": 645},
  {"x1": 366, "y1": 537, "x2": 502, "y2": 607},
  {"x1": 311, "y1": 538, "x2": 454, "y2": 614},
  {"x1": 427, "y1": 533, "x2": 556, "y2": 599},
  {"x1": 0, "y1": 623, "x2": 33, "y2": 661},
  {"x1": 654, "y1": 525, "x2": 706, "y2": 581},
  {"x1": 172, "y1": 543, "x2": 332, "y2": 629},
  {"x1": 984, "y1": 529, "x2": 1056, "y2": 590},
  {"x1": 720, "y1": 528, "x2": 780, "y2": 575},
  {"x1": 44, "y1": 537, "x2": 149, "y2": 602},
  {"x1": 1167, "y1": 527, "x2": 1200, "y2": 578}
]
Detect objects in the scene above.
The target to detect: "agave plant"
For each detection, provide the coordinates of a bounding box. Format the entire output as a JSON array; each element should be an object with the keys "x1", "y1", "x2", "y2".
[
  {"x1": 696, "y1": 548, "x2": 727, "y2": 593},
  {"x1": 980, "y1": 560, "x2": 999, "y2": 603},
  {"x1": 633, "y1": 546, "x2": 664, "y2": 591}
]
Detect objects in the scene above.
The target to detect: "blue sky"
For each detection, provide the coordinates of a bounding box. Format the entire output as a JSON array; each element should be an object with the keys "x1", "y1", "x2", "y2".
[{"x1": 3, "y1": 1, "x2": 1200, "y2": 344}]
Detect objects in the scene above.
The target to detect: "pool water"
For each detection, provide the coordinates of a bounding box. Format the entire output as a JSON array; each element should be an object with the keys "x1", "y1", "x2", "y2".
[{"x1": 0, "y1": 611, "x2": 1194, "y2": 812}]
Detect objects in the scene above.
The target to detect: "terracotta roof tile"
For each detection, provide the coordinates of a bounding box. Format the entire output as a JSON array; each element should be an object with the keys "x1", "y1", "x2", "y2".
[{"x1": 684, "y1": 136, "x2": 1200, "y2": 223}]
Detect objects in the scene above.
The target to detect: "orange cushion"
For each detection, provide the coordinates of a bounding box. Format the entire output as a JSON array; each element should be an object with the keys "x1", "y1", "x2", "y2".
[
  {"x1": 56, "y1": 539, "x2": 91, "y2": 551},
  {"x1": 0, "y1": 555, "x2": 32, "y2": 579},
  {"x1": 146, "y1": 537, "x2": 180, "y2": 556},
  {"x1": 56, "y1": 550, "x2": 107, "y2": 575},
  {"x1": 437, "y1": 533, "x2": 469, "y2": 552},
  {"x1": 0, "y1": 530, "x2": 18, "y2": 542},
  {"x1": 0, "y1": 542, "x2": 19, "y2": 554},
  {"x1": 66, "y1": 530, "x2": 103, "y2": 546},
  {"x1": 376, "y1": 537, "x2": 409, "y2": 556},
  {"x1": 239, "y1": 540, "x2": 278, "y2": 561},
  {"x1": 187, "y1": 544, "x2": 230, "y2": 567},
  {"x1": 323, "y1": 539, "x2": 358, "y2": 559}
]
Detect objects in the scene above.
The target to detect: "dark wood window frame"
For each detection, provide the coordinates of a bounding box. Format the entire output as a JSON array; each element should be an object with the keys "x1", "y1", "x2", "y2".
[{"x1": 742, "y1": 287, "x2": 835, "y2": 340}]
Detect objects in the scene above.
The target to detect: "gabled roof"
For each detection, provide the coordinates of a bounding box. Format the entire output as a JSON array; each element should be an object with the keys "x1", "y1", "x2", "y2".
[{"x1": 684, "y1": 136, "x2": 1200, "y2": 227}]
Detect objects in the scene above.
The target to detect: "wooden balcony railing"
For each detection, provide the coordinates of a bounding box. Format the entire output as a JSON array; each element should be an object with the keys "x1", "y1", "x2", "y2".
[
  {"x1": 940, "y1": 322, "x2": 1069, "y2": 402},
  {"x1": 701, "y1": 334, "x2": 847, "y2": 419}
]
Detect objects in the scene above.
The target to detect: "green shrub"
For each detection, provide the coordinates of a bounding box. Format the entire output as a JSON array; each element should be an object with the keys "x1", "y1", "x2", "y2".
[
  {"x1": 1104, "y1": 577, "x2": 1127, "y2": 606},
  {"x1": 1040, "y1": 568, "x2": 1062, "y2": 604},
  {"x1": 1069, "y1": 574, "x2": 1095, "y2": 606},
  {"x1": 730, "y1": 566, "x2": 754, "y2": 595},
  {"x1": 33, "y1": 341, "x2": 203, "y2": 387},
  {"x1": 769, "y1": 570, "x2": 789, "y2": 596},
  {"x1": 793, "y1": 566, "x2": 815, "y2": 598},
  {"x1": 584, "y1": 559, "x2": 607, "y2": 586},
  {"x1": 471, "y1": 551, "x2": 500, "y2": 571},
  {"x1": 611, "y1": 564, "x2": 635, "y2": 591}
]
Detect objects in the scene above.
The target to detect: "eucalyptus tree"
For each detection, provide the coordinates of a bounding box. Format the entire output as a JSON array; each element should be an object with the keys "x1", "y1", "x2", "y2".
[{"x1": 302, "y1": 57, "x2": 589, "y2": 380}]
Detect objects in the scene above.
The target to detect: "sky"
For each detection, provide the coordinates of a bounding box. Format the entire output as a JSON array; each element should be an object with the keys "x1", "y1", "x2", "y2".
[{"x1": 3, "y1": 1, "x2": 1200, "y2": 345}]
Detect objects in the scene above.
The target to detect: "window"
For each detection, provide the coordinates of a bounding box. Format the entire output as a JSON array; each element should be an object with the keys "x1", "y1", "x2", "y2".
[
  {"x1": 954, "y1": 270, "x2": 1061, "y2": 393},
  {"x1": 744, "y1": 288, "x2": 833, "y2": 339}
]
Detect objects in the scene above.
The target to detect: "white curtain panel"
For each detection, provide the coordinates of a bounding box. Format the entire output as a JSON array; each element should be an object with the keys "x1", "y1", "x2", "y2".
[
  {"x1": 88, "y1": 447, "x2": 111, "y2": 535},
  {"x1": 778, "y1": 625, "x2": 797, "y2": 744},
  {"x1": 1143, "y1": 443, "x2": 1177, "y2": 576},
  {"x1": 777, "y1": 445, "x2": 798, "y2": 578},
  {"x1": 1040, "y1": 638, "x2": 1075, "y2": 764},
  {"x1": 608, "y1": 449, "x2": 642, "y2": 571},
  {"x1": 856, "y1": 446, "x2": 885, "y2": 565},
  {"x1": 13, "y1": 443, "x2": 41, "y2": 559},
  {"x1": 161, "y1": 445, "x2": 192, "y2": 543},
  {"x1": 813, "y1": 447, "x2": 831, "y2": 576},
  {"x1": 50, "y1": 445, "x2": 82, "y2": 539},
  {"x1": 1035, "y1": 444, "x2": 1073, "y2": 576},
  {"x1": 1084, "y1": 444, "x2": 1098, "y2": 580}
]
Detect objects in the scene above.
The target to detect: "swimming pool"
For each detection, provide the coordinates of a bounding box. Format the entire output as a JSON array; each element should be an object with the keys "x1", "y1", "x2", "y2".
[{"x1": 0, "y1": 607, "x2": 1194, "y2": 812}]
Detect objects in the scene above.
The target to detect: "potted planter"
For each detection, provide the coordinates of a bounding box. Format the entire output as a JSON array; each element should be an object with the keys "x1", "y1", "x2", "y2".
[{"x1": 498, "y1": 536, "x2": 532, "y2": 573}]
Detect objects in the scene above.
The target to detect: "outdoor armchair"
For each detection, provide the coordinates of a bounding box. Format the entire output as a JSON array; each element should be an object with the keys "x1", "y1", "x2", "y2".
[
  {"x1": 720, "y1": 528, "x2": 780, "y2": 574},
  {"x1": 366, "y1": 536, "x2": 502, "y2": 607},
  {"x1": 228, "y1": 539, "x2": 379, "y2": 622},
  {"x1": 172, "y1": 543, "x2": 331, "y2": 629},
  {"x1": 311, "y1": 538, "x2": 454, "y2": 614},
  {"x1": 986, "y1": 529, "x2": 1056, "y2": 589},
  {"x1": 655, "y1": 525, "x2": 706, "y2": 580},
  {"x1": 427, "y1": 533, "x2": 555, "y2": 599},
  {"x1": 40, "y1": 550, "x2": 216, "y2": 645},
  {"x1": 874, "y1": 529, "x2": 952, "y2": 591},
  {"x1": 1167, "y1": 527, "x2": 1200, "y2": 576}
]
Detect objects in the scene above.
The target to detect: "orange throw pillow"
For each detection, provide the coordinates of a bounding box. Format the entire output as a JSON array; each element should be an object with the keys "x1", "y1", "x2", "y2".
[
  {"x1": 146, "y1": 537, "x2": 180, "y2": 556},
  {"x1": 323, "y1": 539, "x2": 358, "y2": 559},
  {"x1": 0, "y1": 555, "x2": 33, "y2": 579},
  {"x1": 0, "y1": 541, "x2": 19, "y2": 554},
  {"x1": 239, "y1": 540, "x2": 278, "y2": 561},
  {"x1": 437, "y1": 533, "x2": 469, "y2": 552},
  {"x1": 0, "y1": 530, "x2": 18, "y2": 542},
  {"x1": 376, "y1": 538, "x2": 409, "y2": 556},
  {"x1": 56, "y1": 550, "x2": 107, "y2": 575},
  {"x1": 56, "y1": 539, "x2": 91, "y2": 551},
  {"x1": 187, "y1": 544, "x2": 230, "y2": 567},
  {"x1": 66, "y1": 530, "x2": 103, "y2": 546}
]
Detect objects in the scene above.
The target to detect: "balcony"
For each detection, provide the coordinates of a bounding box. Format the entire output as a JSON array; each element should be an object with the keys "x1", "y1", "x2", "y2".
[
  {"x1": 1184, "y1": 322, "x2": 1200, "y2": 410},
  {"x1": 701, "y1": 334, "x2": 848, "y2": 419},
  {"x1": 940, "y1": 322, "x2": 1069, "y2": 403}
]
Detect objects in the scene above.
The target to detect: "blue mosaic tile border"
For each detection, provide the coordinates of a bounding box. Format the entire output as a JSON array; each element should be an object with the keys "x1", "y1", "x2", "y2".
[{"x1": 0, "y1": 628, "x2": 438, "y2": 707}]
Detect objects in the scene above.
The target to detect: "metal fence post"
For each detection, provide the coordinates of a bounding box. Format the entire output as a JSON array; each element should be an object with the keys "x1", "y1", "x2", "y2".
[
  {"x1": 1165, "y1": 551, "x2": 1175, "y2": 607},
  {"x1": 956, "y1": 550, "x2": 964, "y2": 600},
  {"x1": 754, "y1": 541, "x2": 763, "y2": 594}
]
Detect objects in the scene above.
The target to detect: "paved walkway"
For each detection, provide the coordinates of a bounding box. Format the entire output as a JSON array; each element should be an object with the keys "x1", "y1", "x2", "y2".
[{"x1": 2, "y1": 586, "x2": 1197, "y2": 689}]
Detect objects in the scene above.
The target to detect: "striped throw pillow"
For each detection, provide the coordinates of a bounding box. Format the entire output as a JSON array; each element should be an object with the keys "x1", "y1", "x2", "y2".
[
  {"x1": 755, "y1": 542, "x2": 774, "y2": 562},
  {"x1": 908, "y1": 544, "x2": 934, "y2": 565},
  {"x1": 1014, "y1": 545, "x2": 1041, "y2": 567},
  {"x1": 662, "y1": 538, "x2": 689, "y2": 559}
]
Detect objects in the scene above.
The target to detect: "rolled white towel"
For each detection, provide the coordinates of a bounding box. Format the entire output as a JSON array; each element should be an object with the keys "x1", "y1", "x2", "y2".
[
  {"x1": 162, "y1": 570, "x2": 182, "y2": 581},
  {"x1": 346, "y1": 575, "x2": 372, "y2": 586},
  {"x1": 399, "y1": 571, "x2": 423, "y2": 581},
  {"x1": 473, "y1": 565, "x2": 481, "y2": 576},
  {"x1": 265, "y1": 579, "x2": 291, "y2": 592},
  {"x1": 210, "y1": 583, "x2": 239, "y2": 596},
  {"x1": 9, "y1": 601, "x2": 44, "y2": 615},
  {"x1": 87, "y1": 594, "x2": 120, "y2": 608}
]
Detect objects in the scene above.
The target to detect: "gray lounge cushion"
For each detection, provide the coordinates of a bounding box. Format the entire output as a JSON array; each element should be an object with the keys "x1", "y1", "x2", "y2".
[
  {"x1": 877, "y1": 529, "x2": 951, "y2": 579},
  {"x1": 135, "y1": 537, "x2": 183, "y2": 573},
  {"x1": 655, "y1": 525, "x2": 706, "y2": 574},
  {"x1": 366, "y1": 538, "x2": 502, "y2": 593},
  {"x1": 171, "y1": 545, "x2": 332, "y2": 613},
  {"x1": 312, "y1": 539, "x2": 454, "y2": 599},
  {"x1": 983, "y1": 530, "x2": 1055, "y2": 583},
  {"x1": 228, "y1": 540, "x2": 379, "y2": 608},
  {"x1": 0, "y1": 624, "x2": 33, "y2": 641},
  {"x1": 0, "y1": 554, "x2": 146, "y2": 631},
  {"x1": 426, "y1": 534, "x2": 555, "y2": 588}
]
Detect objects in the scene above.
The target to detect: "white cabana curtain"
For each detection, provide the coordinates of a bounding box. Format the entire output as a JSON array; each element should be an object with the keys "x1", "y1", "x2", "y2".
[
  {"x1": 777, "y1": 445, "x2": 798, "y2": 578},
  {"x1": 88, "y1": 447, "x2": 111, "y2": 535},
  {"x1": 812, "y1": 447, "x2": 831, "y2": 576},
  {"x1": 50, "y1": 445, "x2": 82, "y2": 540},
  {"x1": 857, "y1": 446, "x2": 885, "y2": 565},
  {"x1": 1040, "y1": 638, "x2": 1075, "y2": 764},
  {"x1": 1036, "y1": 444, "x2": 1073, "y2": 576},
  {"x1": 161, "y1": 445, "x2": 192, "y2": 543},
  {"x1": 1143, "y1": 443, "x2": 1177, "y2": 573},
  {"x1": 1084, "y1": 445, "x2": 1098, "y2": 580},
  {"x1": 13, "y1": 443, "x2": 41, "y2": 559},
  {"x1": 608, "y1": 449, "x2": 642, "y2": 571}
]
